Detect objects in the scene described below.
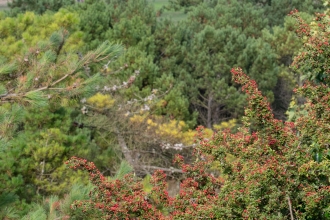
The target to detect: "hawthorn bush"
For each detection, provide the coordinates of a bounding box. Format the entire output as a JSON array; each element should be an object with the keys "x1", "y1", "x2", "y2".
[{"x1": 66, "y1": 10, "x2": 330, "y2": 219}]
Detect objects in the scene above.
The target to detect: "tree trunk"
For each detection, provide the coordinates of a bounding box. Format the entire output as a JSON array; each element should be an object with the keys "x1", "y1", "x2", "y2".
[{"x1": 207, "y1": 93, "x2": 213, "y2": 128}]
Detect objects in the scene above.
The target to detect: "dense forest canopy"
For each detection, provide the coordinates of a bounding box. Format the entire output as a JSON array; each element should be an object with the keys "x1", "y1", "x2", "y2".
[{"x1": 0, "y1": 0, "x2": 329, "y2": 219}]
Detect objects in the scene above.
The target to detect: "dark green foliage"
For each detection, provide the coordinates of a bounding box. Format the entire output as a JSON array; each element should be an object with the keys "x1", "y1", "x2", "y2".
[
  {"x1": 150, "y1": 1, "x2": 280, "y2": 126},
  {"x1": 69, "y1": 1, "x2": 111, "y2": 50},
  {"x1": 59, "y1": 0, "x2": 310, "y2": 125},
  {"x1": 168, "y1": 0, "x2": 203, "y2": 11},
  {"x1": 8, "y1": 0, "x2": 76, "y2": 14},
  {"x1": 168, "y1": 0, "x2": 324, "y2": 27},
  {"x1": 1, "y1": 1, "x2": 329, "y2": 218},
  {"x1": 0, "y1": 14, "x2": 124, "y2": 216},
  {"x1": 251, "y1": 0, "x2": 324, "y2": 27},
  {"x1": 213, "y1": 0, "x2": 268, "y2": 37},
  {"x1": 1, "y1": 105, "x2": 90, "y2": 199},
  {"x1": 68, "y1": 0, "x2": 156, "y2": 50},
  {"x1": 68, "y1": 0, "x2": 198, "y2": 123},
  {"x1": 0, "y1": 192, "x2": 18, "y2": 209}
]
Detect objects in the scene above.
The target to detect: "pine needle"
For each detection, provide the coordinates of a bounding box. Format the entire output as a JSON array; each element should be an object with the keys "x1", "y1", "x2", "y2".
[{"x1": 114, "y1": 160, "x2": 133, "y2": 179}]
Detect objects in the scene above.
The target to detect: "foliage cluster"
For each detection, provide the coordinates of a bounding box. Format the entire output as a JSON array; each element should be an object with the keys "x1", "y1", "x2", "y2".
[
  {"x1": 0, "y1": 12, "x2": 128, "y2": 216},
  {"x1": 63, "y1": 10, "x2": 330, "y2": 219},
  {"x1": 0, "y1": 0, "x2": 329, "y2": 219}
]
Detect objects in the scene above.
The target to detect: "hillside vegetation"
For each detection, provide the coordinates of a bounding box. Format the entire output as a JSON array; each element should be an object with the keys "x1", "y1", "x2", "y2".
[{"x1": 0, "y1": 0, "x2": 329, "y2": 219}]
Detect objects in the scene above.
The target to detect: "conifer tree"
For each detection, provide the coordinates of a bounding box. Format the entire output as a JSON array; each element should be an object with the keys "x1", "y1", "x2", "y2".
[
  {"x1": 66, "y1": 10, "x2": 330, "y2": 218},
  {"x1": 252, "y1": 0, "x2": 324, "y2": 27},
  {"x1": 67, "y1": 0, "x2": 156, "y2": 51},
  {"x1": 63, "y1": 5, "x2": 330, "y2": 218},
  {"x1": 8, "y1": 0, "x2": 75, "y2": 14},
  {"x1": 168, "y1": 0, "x2": 324, "y2": 27},
  {"x1": 0, "y1": 9, "x2": 83, "y2": 61},
  {"x1": 152, "y1": 1, "x2": 279, "y2": 126},
  {"x1": 0, "y1": 24, "x2": 123, "y2": 207}
]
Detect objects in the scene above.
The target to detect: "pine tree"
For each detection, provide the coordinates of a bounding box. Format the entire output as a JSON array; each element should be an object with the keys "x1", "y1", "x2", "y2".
[
  {"x1": 151, "y1": 1, "x2": 280, "y2": 126},
  {"x1": 65, "y1": 10, "x2": 330, "y2": 216},
  {"x1": 8, "y1": 0, "x2": 76, "y2": 14},
  {"x1": 251, "y1": 0, "x2": 324, "y2": 27},
  {"x1": 0, "y1": 9, "x2": 83, "y2": 61},
  {"x1": 0, "y1": 24, "x2": 123, "y2": 209},
  {"x1": 67, "y1": 0, "x2": 156, "y2": 51}
]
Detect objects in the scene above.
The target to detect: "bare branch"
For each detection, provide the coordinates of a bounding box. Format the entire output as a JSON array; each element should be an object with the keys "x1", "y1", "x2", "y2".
[
  {"x1": 140, "y1": 165, "x2": 183, "y2": 173},
  {"x1": 287, "y1": 196, "x2": 294, "y2": 220},
  {"x1": 115, "y1": 127, "x2": 136, "y2": 167}
]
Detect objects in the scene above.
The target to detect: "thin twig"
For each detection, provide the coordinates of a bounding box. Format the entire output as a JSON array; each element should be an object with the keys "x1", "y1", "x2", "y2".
[
  {"x1": 287, "y1": 196, "x2": 294, "y2": 220},
  {"x1": 140, "y1": 165, "x2": 183, "y2": 173}
]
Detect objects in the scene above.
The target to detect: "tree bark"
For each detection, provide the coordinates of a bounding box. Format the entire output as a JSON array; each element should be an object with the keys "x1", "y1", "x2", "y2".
[
  {"x1": 207, "y1": 93, "x2": 213, "y2": 128},
  {"x1": 115, "y1": 127, "x2": 136, "y2": 167}
]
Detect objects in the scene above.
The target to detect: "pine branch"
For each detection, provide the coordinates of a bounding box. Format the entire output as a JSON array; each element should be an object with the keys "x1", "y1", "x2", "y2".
[{"x1": 0, "y1": 42, "x2": 123, "y2": 104}]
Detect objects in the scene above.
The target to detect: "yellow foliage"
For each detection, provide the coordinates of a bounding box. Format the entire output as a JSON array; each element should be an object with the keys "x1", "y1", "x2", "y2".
[
  {"x1": 213, "y1": 119, "x2": 237, "y2": 131},
  {"x1": 130, "y1": 114, "x2": 148, "y2": 123},
  {"x1": 87, "y1": 93, "x2": 115, "y2": 109},
  {"x1": 181, "y1": 130, "x2": 196, "y2": 145},
  {"x1": 157, "y1": 120, "x2": 184, "y2": 136},
  {"x1": 129, "y1": 114, "x2": 214, "y2": 145}
]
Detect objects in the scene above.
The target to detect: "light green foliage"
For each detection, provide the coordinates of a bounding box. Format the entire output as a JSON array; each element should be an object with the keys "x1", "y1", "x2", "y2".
[
  {"x1": 0, "y1": 9, "x2": 83, "y2": 61},
  {"x1": 113, "y1": 161, "x2": 134, "y2": 180},
  {"x1": 141, "y1": 175, "x2": 153, "y2": 193},
  {"x1": 0, "y1": 29, "x2": 123, "y2": 105},
  {"x1": 0, "y1": 12, "x2": 124, "y2": 215},
  {"x1": 24, "y1": 128, "x2": 84, "y2": 195},
  {"x1": 22, "y1": 184, "x2": 95, "y2": 220},
  {"x1": 1, "y1": 1, "x2": 329, "y2": 218},
  {"x1": 0, "y1": 104, "x2": 24, "y2": 148},
  {"x1": 1, "y1": 106, "x2": 89, "y2": 200},
  {"x1": 87, "y1": 93, "x2": 115, "y2": 109}
]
